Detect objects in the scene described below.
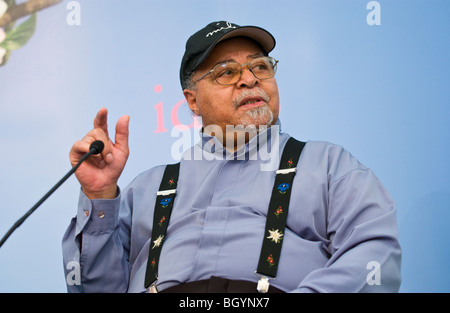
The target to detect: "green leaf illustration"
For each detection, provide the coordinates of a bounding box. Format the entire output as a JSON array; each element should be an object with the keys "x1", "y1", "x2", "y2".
[{"x1": 0, "y1": 12, "x2": 36, "y2": 51}]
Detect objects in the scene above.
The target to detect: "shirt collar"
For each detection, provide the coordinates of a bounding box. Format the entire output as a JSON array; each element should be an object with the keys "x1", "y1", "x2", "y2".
[{"x1": 198, "y1": 120, "x2": 282, "y2": 161}]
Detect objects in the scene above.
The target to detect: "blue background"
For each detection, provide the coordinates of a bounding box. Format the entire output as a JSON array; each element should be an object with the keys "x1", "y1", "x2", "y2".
[{"x1": 0, "y1": 0, "x2": 448, "y2": 292}]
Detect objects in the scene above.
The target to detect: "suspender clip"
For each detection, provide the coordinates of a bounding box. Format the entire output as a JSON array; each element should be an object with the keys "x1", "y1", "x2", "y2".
[
  {"x1": 147, "y1": 278, "x2": 159, "y2": 293},
  {"x1": 255, "y1": 272, "x2": 275, "y2": 293}
]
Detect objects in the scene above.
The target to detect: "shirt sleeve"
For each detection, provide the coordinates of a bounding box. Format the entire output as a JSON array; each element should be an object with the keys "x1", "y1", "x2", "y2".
[
  {"x1": 293, "y1": 167, "x2": 402, "y2": 293},
  {"x1": 62, "y1": 188, "x2": 132, "y2": 293}
]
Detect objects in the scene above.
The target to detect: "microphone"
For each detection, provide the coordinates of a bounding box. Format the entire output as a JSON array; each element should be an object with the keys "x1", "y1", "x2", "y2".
[
  {"x1": 89, "y1": 140, "x2": 104, "y2": 155},
  {"x1": 0, "y1": 140, "x2": 105, "y2": 248}
]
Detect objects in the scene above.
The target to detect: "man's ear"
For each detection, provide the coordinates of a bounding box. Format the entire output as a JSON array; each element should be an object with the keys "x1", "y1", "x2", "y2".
[{"x1": 183, "y1": 88, "x2": 200, "y2": 116}]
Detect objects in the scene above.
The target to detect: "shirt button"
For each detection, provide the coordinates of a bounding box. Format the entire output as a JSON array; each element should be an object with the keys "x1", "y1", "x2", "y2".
[
  {"x1": 98, "y1": 211, "x2": 105, "y2": 219},
  {"x1": 84, "y1": 210, "x2": 89, "y2": 217}
]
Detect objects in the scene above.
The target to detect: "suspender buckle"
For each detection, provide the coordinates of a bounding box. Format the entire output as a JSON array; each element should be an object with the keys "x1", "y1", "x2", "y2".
[
  {"x1": 156, "y1": 189, "x2": 177, "y2": 196},
  {"x1": 255, "y1": 272, "x2": 275, "y2": 293},
  {"x1": 275, "y1": 168, "x2": 296, "y2": 175}
]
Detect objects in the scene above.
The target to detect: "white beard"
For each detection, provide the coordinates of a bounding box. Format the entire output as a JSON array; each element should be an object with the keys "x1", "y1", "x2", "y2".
[{"x1": 240, "y1": 104, "x2": 274, "y2": 128}]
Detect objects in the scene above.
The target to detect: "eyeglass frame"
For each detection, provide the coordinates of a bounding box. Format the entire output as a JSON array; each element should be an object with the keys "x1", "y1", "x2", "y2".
[{"x1": 192, "y1": 56, "x2": 279, "y2": 86}]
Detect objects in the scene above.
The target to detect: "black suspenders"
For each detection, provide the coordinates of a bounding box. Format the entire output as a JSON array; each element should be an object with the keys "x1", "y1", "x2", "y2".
[
  {"x1": 144, "y1": 138, "x2": 305, "y2": 293},
  {"x1": 144, "y1": 162, "x2": 180, "y2": 292},
  {"x1": 255, "y1": 137, "x2": 305, "y2": 292}
]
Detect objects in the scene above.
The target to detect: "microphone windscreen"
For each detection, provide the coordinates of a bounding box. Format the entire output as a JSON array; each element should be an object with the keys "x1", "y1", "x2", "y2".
[{"x1": 90, "y1": 140, "x2": 104, "y2": 154}]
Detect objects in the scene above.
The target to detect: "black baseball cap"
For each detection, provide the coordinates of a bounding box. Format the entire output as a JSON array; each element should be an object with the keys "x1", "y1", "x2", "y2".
[{"x1": 180, "y1": 21, "x2": 276, "y2": 89}]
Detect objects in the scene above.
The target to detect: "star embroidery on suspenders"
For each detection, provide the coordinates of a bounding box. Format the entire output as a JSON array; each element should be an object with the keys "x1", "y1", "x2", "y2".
[
  {"x1": 267, "y1": 229, "x2": 283, "y2": 243},
  {"x1": 152, "y1": 235, "x2": 164, "y2": 249}
]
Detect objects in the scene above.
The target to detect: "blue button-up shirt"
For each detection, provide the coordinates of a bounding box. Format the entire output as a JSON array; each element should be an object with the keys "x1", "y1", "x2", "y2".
[{"x1": 62, "y1": 125, "x2": 401, "y2": 292}]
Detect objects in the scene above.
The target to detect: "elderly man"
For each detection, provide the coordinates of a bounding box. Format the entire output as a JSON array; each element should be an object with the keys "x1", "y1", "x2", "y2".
[{"x1": 63, "y1": 21, "x2": 401, "y2": 293}]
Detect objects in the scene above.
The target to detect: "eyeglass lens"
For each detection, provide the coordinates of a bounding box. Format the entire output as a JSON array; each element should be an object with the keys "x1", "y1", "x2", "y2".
[{"x1": 213, "y1": 57, "x2": 277, "y2": 85}]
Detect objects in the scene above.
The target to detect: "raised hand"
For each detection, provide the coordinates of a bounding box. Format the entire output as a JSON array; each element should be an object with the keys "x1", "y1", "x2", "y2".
[{"x1": 69, "y1": 108, "x2": 130, "y2": 199}]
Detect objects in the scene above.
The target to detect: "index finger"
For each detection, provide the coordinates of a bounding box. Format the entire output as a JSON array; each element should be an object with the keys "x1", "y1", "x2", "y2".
[{"x1": 93, "y1": 107, "x2": 109, "y2": 138}]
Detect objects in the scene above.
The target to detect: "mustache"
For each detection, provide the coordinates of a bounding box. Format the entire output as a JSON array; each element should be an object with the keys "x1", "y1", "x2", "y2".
[{"x1": 232, "y1": 89, "x2": 270, "y2": 109}]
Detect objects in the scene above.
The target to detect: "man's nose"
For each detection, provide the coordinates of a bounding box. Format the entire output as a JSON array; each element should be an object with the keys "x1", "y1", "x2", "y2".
[{"x1": 236, "y1": 67, "x2": 259, "y2": 88}]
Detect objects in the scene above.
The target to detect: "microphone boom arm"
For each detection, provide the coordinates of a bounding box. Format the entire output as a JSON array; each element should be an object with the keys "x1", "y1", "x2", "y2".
[{"x1": 0, "y1": 141, "x2": 104, "y2": 249}]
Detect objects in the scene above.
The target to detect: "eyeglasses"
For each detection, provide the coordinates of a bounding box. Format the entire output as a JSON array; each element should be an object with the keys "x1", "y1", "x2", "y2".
[{"x1": 194, "y1": 56, "x2": 279, "y2": 86}]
